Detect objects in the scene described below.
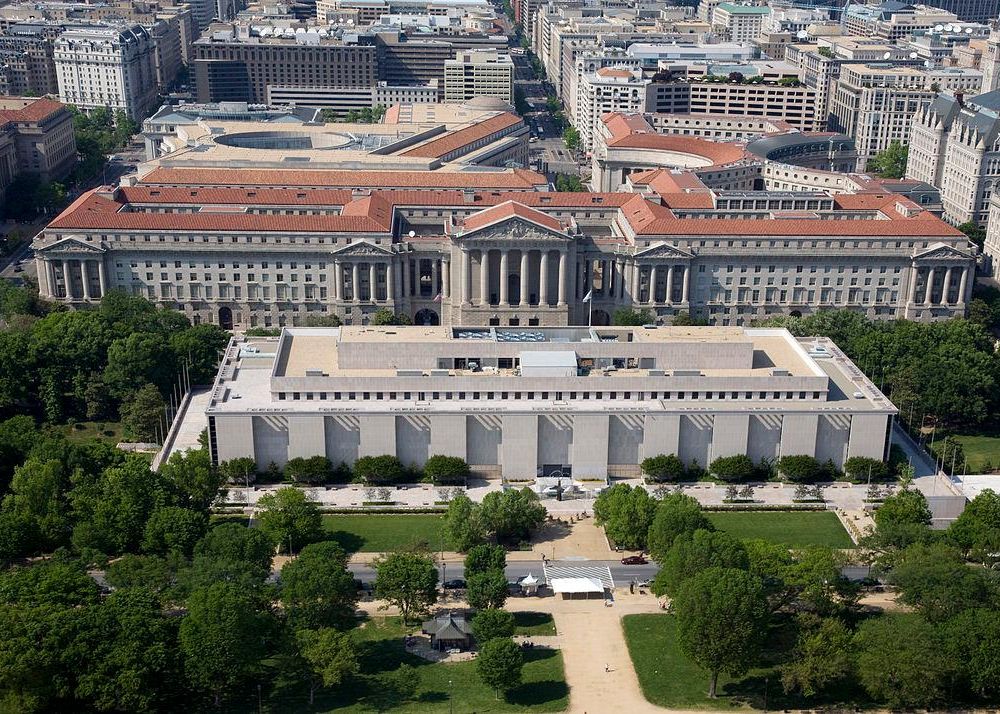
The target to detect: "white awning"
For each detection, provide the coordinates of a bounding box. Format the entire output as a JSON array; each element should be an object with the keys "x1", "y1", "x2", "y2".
[
  {"x1": 550, "y1": 577, "x2": 604, "y2": 594},
  {"x1": 521, "y1": 573, "x2": 538, "y2": 586}
]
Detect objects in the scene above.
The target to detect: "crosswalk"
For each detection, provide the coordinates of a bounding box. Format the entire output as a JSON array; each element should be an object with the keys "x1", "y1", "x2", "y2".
[{"x1": 542, "y1": 561, "x2": 615, "y2": 590}]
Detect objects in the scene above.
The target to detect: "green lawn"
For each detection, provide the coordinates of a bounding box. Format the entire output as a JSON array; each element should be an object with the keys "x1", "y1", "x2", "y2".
[
  {"x1": 266, "y1": 616, "x2": 569, "y2": 712},
  {"x1": 705, "y1": 511, "x2": 853, "y2": 549},
  {"x1": 322, "y1": 514, "x2": 445, "y2": 553},
  {"x1": 940, "y1": 433, "x2": 1000, "y2": 473},
  {"x1": 513, "y1": 611, "x2": 557, "y2": 636},
  {"x1": 63, "y1": 421, "x2": 124, "y2": 445},
  {"x1": 623, "y1": 614, "x2": 869, "y2": 710}
]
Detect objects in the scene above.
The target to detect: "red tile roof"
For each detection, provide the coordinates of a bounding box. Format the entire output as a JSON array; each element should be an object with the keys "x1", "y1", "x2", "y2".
[
  {"x1": 139, "y1": 166, "x2": 546, "y2": 189},
  {"x1": 119, "y1": 186, "x2": 356, "y2": 206},
  {"x1": 402, "y1": 112, "x2": 522, "y2": 158},
  {"x1": 459, "y1": 200, "x2": 566, "y2": 234},
  {"x1": 601, "y1": 112, "x2": 750, "y2": 167},
  {"x1": 0, "y1": 97, "x2": 66, "y2": 124}
]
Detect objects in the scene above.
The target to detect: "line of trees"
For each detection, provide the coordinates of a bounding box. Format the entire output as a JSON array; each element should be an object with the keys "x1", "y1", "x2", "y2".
[
  {"x1": 220, "y1": 452, "x2": 473, "y2": 487},
  {"x1": 443, "y1": 488, "x2": 547, "y2": 551},
  {"x1": 639, "y1": 452, "x2": 898, "y2": 485}
]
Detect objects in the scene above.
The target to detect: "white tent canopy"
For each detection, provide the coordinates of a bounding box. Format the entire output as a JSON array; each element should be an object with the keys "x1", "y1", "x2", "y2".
[
  {"x1": 550, "y1": 577, "x2": 604, "y2": 594},
  {"x1": 521, "y1": 573, "x2": 538, "y2": 586}
]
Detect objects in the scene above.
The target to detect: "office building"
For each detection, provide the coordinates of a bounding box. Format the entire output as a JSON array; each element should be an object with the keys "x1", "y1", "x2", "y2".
[
  {"x1": 0, "y1": 96, "x2": 76, "y2": 200},
  {"x1": 205, "y1": 325, "x2": 897, "y2": 478},
  {"x1": 576, "y1": 66, "x2": 648, "y2": 150},
  {"x1": 53, "y1": 24, "x2": 158, "y2": 120},
  {"x1": 0, "y1": 22, "x2": 62, "y2": 97},
  {"x1": 443, "y1": 50, "x2": 514, "y2": 103},
  {"x1": 711, "y1": 2, "x2": 769, "y2": 43}
]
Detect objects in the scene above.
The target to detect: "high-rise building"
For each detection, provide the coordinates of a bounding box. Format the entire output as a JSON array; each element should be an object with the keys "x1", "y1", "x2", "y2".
[{"x1": 443, "y1": 50, "x2": 514, "y2": 103}]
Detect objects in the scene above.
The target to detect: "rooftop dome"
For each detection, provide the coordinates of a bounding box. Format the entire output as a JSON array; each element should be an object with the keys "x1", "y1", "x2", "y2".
[{"x1": 461, "y1": 95, "x2": 515, "y2": 112}]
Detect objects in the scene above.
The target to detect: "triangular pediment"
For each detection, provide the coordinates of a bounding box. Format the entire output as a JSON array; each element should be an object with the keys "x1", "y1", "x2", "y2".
[
  {"x1": 456, "y1": 215, "x2": 571, "y2": 242},
  {"x1": 634, "y1": 241, "x2": 693, "y2": 260},
  {"x1": 38, "y1": 236, "x2": 105, "y2": 254},
  {"x1": 332, "y1": 240, "x2": 394, "y2": 257},
  {"x1": 913, "y1": 242, "x2": 972, "y2": 261}
]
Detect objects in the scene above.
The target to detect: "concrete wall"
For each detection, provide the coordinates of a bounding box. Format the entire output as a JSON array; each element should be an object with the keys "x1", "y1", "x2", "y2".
[
  {"x1": 609, "y1": 414, "x2": 642, "y2": 465},
  {"x1": 572, "y1": 414, "x2": 608, "y2": 478},
  {"x1": 431, "y1": 415, "x2": 467, "y2": 459},
  {"x1": 780, "y1": 413, "x2": 818, "y2": 457},
  {"x1": 679, "y1": 414, "x2": 713, "y2": 468},
  {"x1": 815, "y1": 414, "x2": 851, "y2": 468},
  {"x1": 711, "y1": 413, "x2": 749, "y2": 459},
  {"x1": 502, "y1": 414, "x2": 537, "y2": 478},
  {"x1": 747, "y1": 414, "x2": 782, "y2": 463},
  {"x1": 252, "y1": 415, "x2": 289, "y2": 468},
  {"x1": 396, "y1": 415, "x2": 431, "y2": 468},
  {"x1": 848, "y1": 413, "x2": 890, "y2": 460},
  {"x1": 360, "y1": 415, "x2": 395, "y2": 457},
  {"x1": 468, "y1": 414, "x2": 501, "y2": 465},
  {"x1": 325, "y1": 415, "x2": 360, "y2": 466},
  {"x1": 215, "y1": 415, "x2": 254, "y2": 462},
  {"x1": 538, "y1": 414, "x2": 572, "y2": 469},
  {"x1": 640, "y1": 414, "x2": 680, "y2": 460}
]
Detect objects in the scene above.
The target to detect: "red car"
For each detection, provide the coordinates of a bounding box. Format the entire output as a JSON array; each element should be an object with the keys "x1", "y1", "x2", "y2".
[{"x1": 620, "y1": 555, "x2": 647, "y2": 565}]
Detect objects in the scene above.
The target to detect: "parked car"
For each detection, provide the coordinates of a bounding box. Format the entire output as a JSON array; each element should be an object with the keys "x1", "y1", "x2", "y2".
[
  {"x1": 620, "y1": 555, "x2": 648, "y2": 565},
  {"x1": 443, "y1": 579, "x2": 466, "y2": 589}
]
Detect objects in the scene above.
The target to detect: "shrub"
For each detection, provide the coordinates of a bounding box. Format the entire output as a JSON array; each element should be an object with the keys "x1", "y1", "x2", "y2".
[
  {"x1": 709, "y1": 454, "x2": 755, "y2": 482},
  {"x1": 285, "y1": 456, "x2": 333, "y2": 485},
  {"x1": 641, "y1": 453, "x2": 685, "y2": 482},
  {"x1": 353, "y1": 455, "x2": 405, "y2": 484},
  {"x1": 423, "y1": 455, "x2": 470, "y2": 485},
  {"x1": 777, "y1": 455, "x2": 822, "y2": 483}
]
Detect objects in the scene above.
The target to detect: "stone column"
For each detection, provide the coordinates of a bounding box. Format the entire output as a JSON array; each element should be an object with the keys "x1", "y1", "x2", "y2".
[
  {"x1": 520, "y1": 251, "x2": 530, "y2": 306},
  {"x1": 431, "y1": 258, "x2": 440, "y2": 298},
  {"x1": 97, "y1": 258, "x2": 107, "y2": 298},
  {"x1": 907, "y1": 265, "x2": 919, "y2": 303},
  {"x1": 958, "y1": 266, "x2": 969, "y2": 304},
  {"x1": 941, "y1": 266, "x2": 953, "y2": 304},
  {"x1": 558, "y1": 250, "x2": 568, "y2": 306},
  {"x1": 46, "y1": 260, "x2": 57, "y2": 298},
  {"x1": 649, "y1": 265, "x2": 659, "y2": 305},
  {"x1": 81, "y1": 260, "x2": 91, "y2": 300},
  {"x1": 401, "y1": 258, "x2": 409, "y2": 298},
  {"x1": 605, "y1": 259, "x2": 613, "y2": 297},
  {"x1": 617, "y1": 259, "x2": 626, "y2": 300},
  {"x1": 61, "y1": 259, "x2": 72, "y2": 299},
  {"x1": 499, "y1": 250, "x2": 509, "y2": 306},
  {"x1": 666, "y1": 265, "x2": 675, "y2": 305},
  {"x1": 386, "y1": 260, "x2": 395, "y2": 303},
  {"x1": 462, "y1": 251, "x2": 471, "y2": 304},
  {"x1": 352, "y1": 262, "x2": 360, "y2": 303},
  {"x1": 539, "y1": 250, "x2": 550, "y2": 306},
  {"x1": 923, "y1": 266, "x2": 935, "y2": 304},
  {"x1": 577, "y1": 260, "x2": 586, "y2": 300},
  {"x1": 334, "y1": 262, "x2": 343, "y2": 301},
  {"x1": 442, "y1": 258, "x2": 451, "y2": 299},
  {"x1": 479, "y1": 249, "x2": 490, "y2": 306},
  {"x1": 682, "y1": 266, "x2": 690, "y2": 303},
  {"x1": 631, "y1": 262, "x2": 640, "y2": 302}
]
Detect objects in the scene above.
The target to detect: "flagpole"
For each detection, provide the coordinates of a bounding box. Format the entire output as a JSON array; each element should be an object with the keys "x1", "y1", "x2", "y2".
[{"x1": 589, "y1": 295, "x2": 593, "y2": 327}]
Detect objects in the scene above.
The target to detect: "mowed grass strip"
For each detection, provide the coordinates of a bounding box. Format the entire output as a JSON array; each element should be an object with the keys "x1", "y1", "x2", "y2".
[
  {"x1": 513, "y1": 611, "x2": 557, "y2": 636},
  {"x1": 705, "y1": 510, "x2": 853, "y2": 548},
  {"x1": 321, "y1": 514, "x2": 445, "y2": 553}
]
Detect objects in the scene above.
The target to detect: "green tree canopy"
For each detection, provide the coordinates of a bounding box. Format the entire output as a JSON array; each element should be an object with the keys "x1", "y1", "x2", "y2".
[
  {"x1": 256, "y1": 487, "x2": 323, "y2": 555},
  {"x1": 674, "y1": 567, "x2": 769, "y2": 698},
  {"x1": 478, "y1": 488, "x2": 546, "y2": 544},
  {"x1": 640, "y1": 453, "x2": 685, "y2": 482},
  {"x1": 373, "y1": 551, "x2": 438, "y2": 623},
  {"x1": 464, "y1": 543, "x2": 506, "y2": 577},
  {"x1": 295, "y1": 627, "x2": 358, "y2": 706},
  {"x1": 868, "y1": 141, "x2": 908, "y2": 178},
  {"x1": 280, "y1": 541, "x2": 357, "y2": 630},
  {"x1": 647, "y1": 493, "x2": 714, "y2": 563},
  {"x1": 141, "y1": 505, "x2": 207, "y2": 558},
  {"x1": 472, "y1": 608, "x2": 515, "y2": 643},
  {"x1": 780, "y1": 615, "x2": 854, "y2": 697},
  {"x1": 887, "y1": 542, "x2": 997, "y2": 622},
  {"x1": 593, "y1": 483, "x2": 658, "y2": 550},
  {"x1": 653, "y1": 529, "x2": 748, "y2": 598},
  {"x1": 443, "y1": 491, "x2": 486, "y2": 552},
  {"x1": 423, "y1": 454, "x2": 470, "y2": 485},
  {"x1": 466, "y1": 569, "x2": 509, "y2": 610},
  {"x1": 476, "y1": 637, "x2": 524, "y2": 699},
  {"x1": 949, "y1": 488, "x2": 1000, "y2": 566},
  {"x1": 854, "y1": 613, "x2": 951, "y2": 708}
]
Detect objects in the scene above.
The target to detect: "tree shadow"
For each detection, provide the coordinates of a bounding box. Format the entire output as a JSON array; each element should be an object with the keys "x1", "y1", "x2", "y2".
[
  {"x1": 529, "y1": 519, "x2": 572, "y2": 546},
  {"x1": 513, "y1": 611, "x2": 554, "y2": 630},
  {"x1": 323, "y1": 529, "x2": 365, "y2": 554}
]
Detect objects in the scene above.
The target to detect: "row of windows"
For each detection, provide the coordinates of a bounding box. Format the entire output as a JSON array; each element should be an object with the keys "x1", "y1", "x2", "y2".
[{"x1": 276, "y1": 389, "x2": 825, "y2": 402}]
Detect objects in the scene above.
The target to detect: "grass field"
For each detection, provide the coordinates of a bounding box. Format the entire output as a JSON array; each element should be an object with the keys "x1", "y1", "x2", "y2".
[
  {"x1": 265, "y1": 616, "x2": 568, "y2": 713},
  {"x1": 513, "y1": 611, "x2": 557, "y2": 636},
  {"x1": 623, "y1": 614, "x2": 869, "y2": 711},
  {"x1": 63, "y1": 421, "x2": 124, "y2": 444},
  {"x1": 941, "y1": 433, "x2": 1000, "y2": 473},
  {"x1": 705, "y1": 511, "x2": 853, "y2": 549},
  {"x1": 322, "y1": 514, "x2": 445, "y2": 553}
]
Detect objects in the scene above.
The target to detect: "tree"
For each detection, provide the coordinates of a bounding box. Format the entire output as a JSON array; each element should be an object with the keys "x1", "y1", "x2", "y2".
[
  {"x1": 887, "y1": 542, "x2": 996, "y2": 623},
  {"x1": 423, "y1": 454, "x2": 470, "y2": 485},
  {"x1": 168, "y1": 323, "x2": 229, "y2": 384},
  {"x1": 476, "y1": 637, "x2": 524, "y2": 699},
  {"x1": 652, "y1": 529, "x2": 748, "y2": 598},
  {"x1": 562, "y1": 126, "x2": 580, "y2": 150},
  {"x1": 296, "y1": 627, "x2": 358, "y2": 706},
  {"x1": 709, "y1": 454, "x2": 755, "y2": 482},
  {"x1": 141, "y1": 505, "x2": 208, "y2": 557},
  {"x1": 854, "y1": 614, "x2": 950, "y2": 708},
  {"x1": 371, "y1": 662, "x2": 419, "y2": 710},
  {"x1": 593, "y1": 483, "x2": 658, "y2": 550},
  {"x1": 280, "y1": 541, "x2": 357, "y2": 630},
  {"x1": 871, "y1": 486, "x2": 932, "y2": 550},
  {"x1": 119, "y1": 383, "x2": 165, "y2": 442},
  {"x1": 443, "y1": 491, "x2": 486, "y2": 552},
  {"x1": 777, "y1": 454, "x2": 821, "y2": 482},
  {"x1": 478, "y1": 487, "x2": 546, "y2": 544},
  {"x1": 554, "y1": 174, "x2": 584, "y2": 192},
  {"x1": 256, "y1": 487, "x2": 322, "y2": 554},
  {"x1": 674, "y1": 567, "x2": 769, "y2": 698},
  {"x1": 613, "y1": 307, "x2": 654, "y2": 326},
  {"x1": 1, "y1": 457, "x2": 70, "y2": 553},
  {"x1": 353, "y1": 455, "x2": 405, "y2": 484},
  {"x1": 941, "y1": 607, "x2": 1000, "y2": 699},
  {"x1": 466, "y1": 569, "x2": 509, "y2": 610},
  {"x1": 219, "y1": 457, "x2": 258, "y2": 486},
  {"x1": 949, "y1": 488, "x2": 1000, "y2": 566},
  {"x1": 179, "y1": 583, "x2": 272, "y2": 706},
  {"x1": 472, "y1": 608, "x2": 515, "y2": 643},
  {"x1": 464, "y1": 543, "x2": 506, "y2": 577},
  {"x1": 190, "y1": 522, "x2": 275, "y2": 588},
  {"x1": 158, "y1": 447, "x2": 225, "y2": 512},
  {"x1": 103, "y1": 333, "x2": 177, "y2": 400},
  {"x1": 73, "y1": 587, "x2": 179, "y2": 713},
  {"x1": 0, "y1": 558, "x2": 100, "y2": 607},
  {"x1": 935, "y1": 435, "x2": 966, "y2": 474},
  {"x1": 957, "y1": 221, "x2": 986, "y2": 250},
  {"x1": 843, "y1": 456, "x2": 888, "y2": 483},
  {"x1": 780, "y1": 616, "x2": 854, "y2": 697},
  {"x1": 868, "y1": 140, "x2": 908, "y2": 179},
  {"x1": 370, "y1": 308, "x2": 411, "y2": 326},
  {"x1": 647, "y1": 493, "x2": 713, "y2": 563},
  {"x1": 373, "y1": 551, "x2": 438, "y2": 623},
  {"x1": 640, "y1": 453, "x2": 685, "y2": 482},
  {"x1": 285, "y1": 456, "x2": 333, "y2": 485}
]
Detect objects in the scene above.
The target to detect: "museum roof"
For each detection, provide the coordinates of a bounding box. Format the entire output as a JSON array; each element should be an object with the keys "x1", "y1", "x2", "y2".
[{"x1": 401, "y1": 111, "x2": 522, "y2": 158}]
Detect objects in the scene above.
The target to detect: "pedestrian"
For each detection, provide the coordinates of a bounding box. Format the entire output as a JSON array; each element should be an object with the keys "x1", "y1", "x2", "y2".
[{"x1": 605, "y1": 664, "x2": 610, "y2": 672}]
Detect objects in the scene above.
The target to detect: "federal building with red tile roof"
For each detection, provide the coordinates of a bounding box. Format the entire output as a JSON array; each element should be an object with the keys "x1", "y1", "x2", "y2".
[{"x1": 34, "y1": 114, "x2": 975, "y2": 331}]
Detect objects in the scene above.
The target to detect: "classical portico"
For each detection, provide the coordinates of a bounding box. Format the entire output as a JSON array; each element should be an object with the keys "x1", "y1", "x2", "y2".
[
  {"x1": 35, "y1": 237, "x2": 108, "y2": 302},
  {"x1": 904, "y1": 243, "x2": 974, "y2": 319},
  {"x1": 331, "y1": 241, "x2": 397, "y2": 305}
]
